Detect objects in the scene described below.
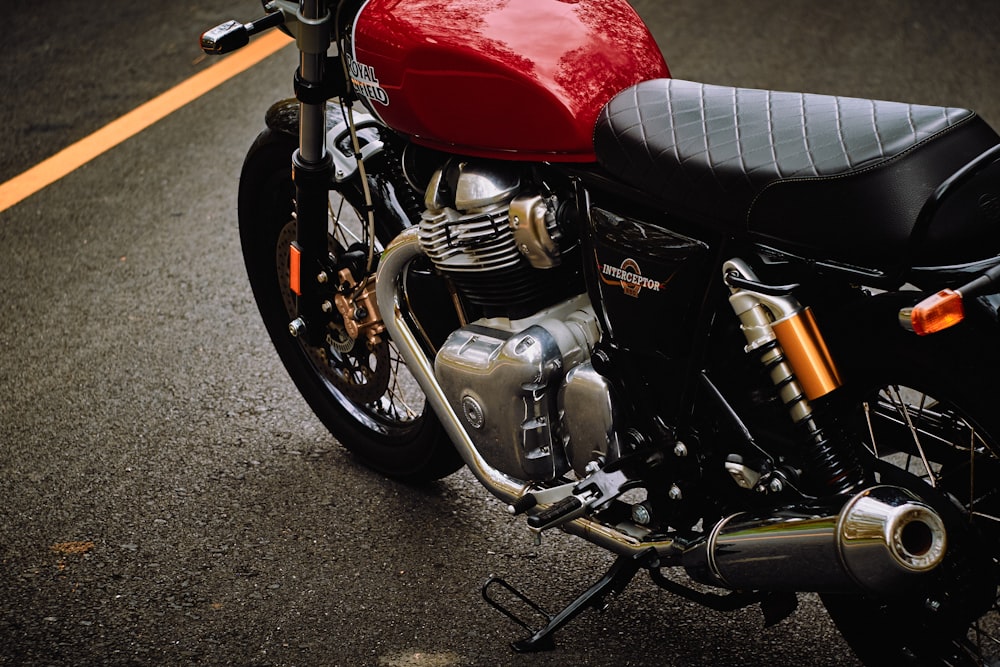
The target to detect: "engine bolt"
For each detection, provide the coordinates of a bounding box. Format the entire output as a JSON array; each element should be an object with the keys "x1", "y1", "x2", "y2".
[
  {"x1": 673, "y1": 442, "x2": 688, "y2": 457},
  {"x1": 631, "y1": 503, "x2": 652, "y2": 525},
  {"x1": 317, "y1": 271, "x2": 329, "y2": 284},
  {"x1": 768, "y1": 477, "x2": 784, "y2": 493},
  {"x1": 321, "y1": 300, "x2": 333, "y2": 313},
  {"x1": 668, "y1": 484, "x2": 683, "y2": 501}
]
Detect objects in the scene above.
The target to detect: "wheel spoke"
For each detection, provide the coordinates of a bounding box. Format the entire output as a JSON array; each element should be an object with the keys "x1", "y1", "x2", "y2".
[
  {"x1": 888, "y1": 385, "x2": 938, "y2": 487},
  {"x1": 386, "y1": 343, "x2": 420, "y2": 421},
  {"x1": 970, "y1": 613, "x2": 1000, "y2": 652},
  {"x1": 970, "y1": 425, "x2": 978, "y2": 518},
  {"x1": 330, "y1": 195, "x2": 364, "y2": 247},
  {"x1": 863, "y1": 401, "x2": 880, "y2": 458}
]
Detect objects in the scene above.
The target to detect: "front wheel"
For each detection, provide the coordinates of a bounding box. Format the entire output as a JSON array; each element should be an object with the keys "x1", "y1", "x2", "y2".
[
  {"x1": 237, "y1": 127, "x2": 462, "y2": 482},
  {"x1": 820, "y1": 296, "x2": 1000, "y2": 666}
]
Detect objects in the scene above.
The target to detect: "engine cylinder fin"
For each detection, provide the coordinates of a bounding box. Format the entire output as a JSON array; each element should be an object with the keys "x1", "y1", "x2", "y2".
[
  {"x1": 449, "y1": 268, "x2": 579, "y2": 318},
  {"x1": 416, "y1": 162, "x2": 582, "y2": 318}
]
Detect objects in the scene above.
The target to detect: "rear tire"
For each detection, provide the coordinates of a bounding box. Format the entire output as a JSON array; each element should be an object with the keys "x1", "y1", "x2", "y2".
[
  {"x1": 237, "y1": 127, "x2": 462, "y2": 482},
  {"x1": 820, "y1": 294, "x2": 1000, "y2": 666}
]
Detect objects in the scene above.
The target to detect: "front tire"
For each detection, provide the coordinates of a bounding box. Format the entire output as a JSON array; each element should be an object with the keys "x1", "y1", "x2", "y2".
[{"x1": 237, "y1": 127, "x2": 462, "y2": 482}]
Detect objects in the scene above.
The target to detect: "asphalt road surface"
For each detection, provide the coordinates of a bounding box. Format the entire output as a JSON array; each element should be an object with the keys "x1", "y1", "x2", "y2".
[{"x1": 2, "y1": 2, "x2": 999, "y2": 666}]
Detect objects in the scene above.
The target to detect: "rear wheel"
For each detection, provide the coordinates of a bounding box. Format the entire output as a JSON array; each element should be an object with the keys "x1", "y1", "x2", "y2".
[
  {"x1": 821, "y1": 297, "x2": 1000, "y2": 665},
  {"x1": 237, "y1": 127, "x2": 462, "y2": 482}
]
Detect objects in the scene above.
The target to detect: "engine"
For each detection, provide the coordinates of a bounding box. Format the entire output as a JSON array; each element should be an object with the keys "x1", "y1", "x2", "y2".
[
  {"x1": 416, "y1": 159, "x2": 582, "y2": 318},
  {"x1": 415, "y1": 159, "x2": 623, "y2": 481}
]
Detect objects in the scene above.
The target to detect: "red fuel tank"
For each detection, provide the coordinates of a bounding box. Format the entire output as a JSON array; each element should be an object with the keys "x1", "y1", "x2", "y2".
[{"x1": 349, "y1": 0, "x2": 670, "y2": 162}]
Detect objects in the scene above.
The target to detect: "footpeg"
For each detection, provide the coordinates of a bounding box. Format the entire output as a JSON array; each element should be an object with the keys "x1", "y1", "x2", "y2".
[
  {"x1": 526, "y1": 496, "x2": 585, "y2": 530},
  {"x1": 518, "y1": 453, "x2": 648, "y2": 532}
]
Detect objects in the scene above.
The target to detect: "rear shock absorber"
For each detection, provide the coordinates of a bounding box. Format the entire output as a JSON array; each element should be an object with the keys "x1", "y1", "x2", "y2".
[{"x1": 723, "y1": 258, "x2": 867, "y2": 496}]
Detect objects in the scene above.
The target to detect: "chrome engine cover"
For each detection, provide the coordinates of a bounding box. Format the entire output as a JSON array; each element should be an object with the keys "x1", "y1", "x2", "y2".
[
  {"x1": 558, "y1": 362, "x2": 623, "y2": 477},
  {"x1": 434, "y1": 295, "x2": 601, "y2": 481}
]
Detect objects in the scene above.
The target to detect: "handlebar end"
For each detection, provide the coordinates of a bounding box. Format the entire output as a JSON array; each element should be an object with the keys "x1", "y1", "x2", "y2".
[{"x1": 200, "y1": 20, "x2": 250, "y2": 55}]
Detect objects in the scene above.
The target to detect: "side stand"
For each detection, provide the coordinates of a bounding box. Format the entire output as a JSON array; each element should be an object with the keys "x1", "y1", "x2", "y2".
[{"x1": 482, "y1": 548, "x2": 658, "y2": 652}]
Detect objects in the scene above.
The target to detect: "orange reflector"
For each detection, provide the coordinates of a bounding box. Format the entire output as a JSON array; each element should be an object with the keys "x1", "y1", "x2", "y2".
[
  {"x1": 289, "y1": 242, "x2": 302, "y2": 296},
  {"x1": 909, "y1": 289, "x2": 964, "y2": 336}
]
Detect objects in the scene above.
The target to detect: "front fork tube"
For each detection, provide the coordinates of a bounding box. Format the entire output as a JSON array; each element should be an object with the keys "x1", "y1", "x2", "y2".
[
  {"x1": 290, "y1": 0, "x2": 333, "y2": 347},
  {"x1": 723, "y1": 258, "x2": 867, "y2": 496}
]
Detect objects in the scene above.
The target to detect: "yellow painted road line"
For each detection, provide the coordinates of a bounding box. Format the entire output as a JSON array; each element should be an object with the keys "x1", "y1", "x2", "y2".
[{"x1": 0, "y1": 30, "x2": 293, "y2": 215}]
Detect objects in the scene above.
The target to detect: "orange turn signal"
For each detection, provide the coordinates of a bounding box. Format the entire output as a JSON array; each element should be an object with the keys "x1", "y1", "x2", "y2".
[
  {"x1": 289, "y1": 242, "x2": 302, "y2": 296},
  {"x1": 906, "y1": 289, "x2": 965, "y2": 336}
]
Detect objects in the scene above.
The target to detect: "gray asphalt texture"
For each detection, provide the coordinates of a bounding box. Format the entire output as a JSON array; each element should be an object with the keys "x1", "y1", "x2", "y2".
[{"x1": 2, "y1": 2, "x2": 999, "y2": 666}]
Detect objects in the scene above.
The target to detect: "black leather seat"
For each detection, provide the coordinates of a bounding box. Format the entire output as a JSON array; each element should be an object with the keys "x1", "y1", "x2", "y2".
[{"x1": 594, "y1": 79, "x2": 999, "y2": 268}]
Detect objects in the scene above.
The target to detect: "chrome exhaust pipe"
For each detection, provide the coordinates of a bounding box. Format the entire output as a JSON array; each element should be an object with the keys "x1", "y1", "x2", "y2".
[
  {"x1": 683, "y1": 485, "x2": 947, "y2": 594},
  {"x1": 375, "y1": 228, "x2": 682, "y2": 558},
  {"x1": 375, "y1": 228, "x2": 526, "y2": 505}
]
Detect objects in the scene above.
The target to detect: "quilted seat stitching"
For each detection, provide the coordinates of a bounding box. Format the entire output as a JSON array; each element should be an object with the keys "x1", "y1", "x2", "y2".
[
  {"x1": 870, "y1": 100, "x2": 886, "y2": 160},
  {"x1": 800, "y1": 93, "x2": 818, "y2": 176},
  {"x1": 765, "y1": 90, "x2": 781, "y2": 178},
  {"x1": 744, "y1": 111, "x2": 981, "y2": 229}
]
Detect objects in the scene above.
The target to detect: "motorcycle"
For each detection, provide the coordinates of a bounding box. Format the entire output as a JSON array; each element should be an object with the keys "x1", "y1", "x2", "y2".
[{"x1": 201, "y1": 1, "x2": 1000, "y2": 663}]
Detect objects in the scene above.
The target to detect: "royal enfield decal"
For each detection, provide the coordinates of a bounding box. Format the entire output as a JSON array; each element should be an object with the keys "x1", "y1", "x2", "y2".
[
  {"x1": 598, "y1": 257, "x2": 669, "y2": 297},
  {"x1": 347, "y1": 55, "x2": 389, "y2": 106},
  {"x1": 348, "y1": 0, "x2": 387, "y2": 125}
]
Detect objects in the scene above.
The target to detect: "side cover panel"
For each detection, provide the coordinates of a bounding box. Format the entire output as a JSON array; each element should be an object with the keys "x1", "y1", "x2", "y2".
[{"x1": 350, "y1": 0, "x2": 669, "y2": 162}]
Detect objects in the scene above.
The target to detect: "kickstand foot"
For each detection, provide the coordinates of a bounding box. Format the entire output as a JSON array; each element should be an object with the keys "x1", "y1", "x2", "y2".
[{"x1": 482, "y1": 548, "x2": 658, "y2": 652}]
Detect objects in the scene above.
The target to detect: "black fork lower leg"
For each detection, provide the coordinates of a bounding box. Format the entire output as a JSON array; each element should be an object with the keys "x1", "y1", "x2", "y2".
[{"x1": 292, "y1": 149, "x2": 333, "y2": 347}]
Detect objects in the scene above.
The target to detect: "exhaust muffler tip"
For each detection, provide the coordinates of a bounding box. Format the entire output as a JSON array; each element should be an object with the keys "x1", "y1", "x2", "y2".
[
  {"x1": 838, "y1": 485, "x2": 947, "y2": 592},
  {"x1": 682, "y1": 484, "x2": 947, "y2": 594}
]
